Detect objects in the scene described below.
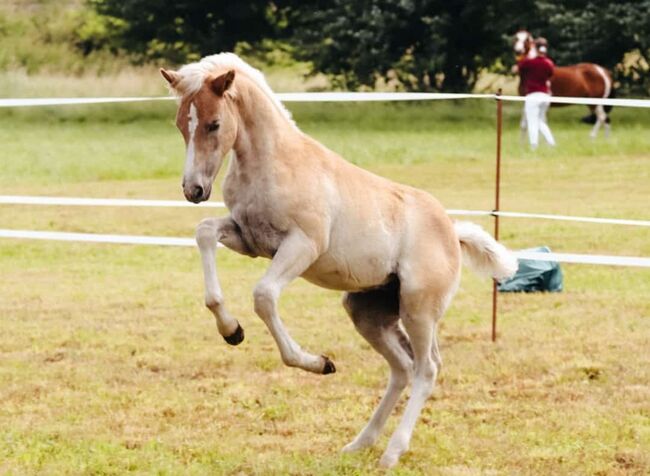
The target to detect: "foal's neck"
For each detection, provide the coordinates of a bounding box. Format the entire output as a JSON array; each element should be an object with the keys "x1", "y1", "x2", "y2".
[{"x1": 232, "y1": 79, "x2": 300, "y2": 165}]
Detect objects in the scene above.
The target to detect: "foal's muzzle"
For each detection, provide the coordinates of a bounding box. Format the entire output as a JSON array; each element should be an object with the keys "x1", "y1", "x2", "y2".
[{"x1": 183, "y1": 183, "x2": 212, "y2": 203}]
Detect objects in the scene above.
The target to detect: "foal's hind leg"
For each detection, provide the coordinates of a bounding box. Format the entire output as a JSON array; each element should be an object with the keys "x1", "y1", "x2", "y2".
[
  {"x1": 196, "y1": 216, "x2": 255, "y2": 345},
  {"x1": 341, "y1": 285, "x2": 413, "y2": 452},
  {"x1": 379, "y1": 272, "x2": 458, "y2": 468}
]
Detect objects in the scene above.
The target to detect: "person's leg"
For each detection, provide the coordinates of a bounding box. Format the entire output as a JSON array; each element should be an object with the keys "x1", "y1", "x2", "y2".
[
  {"x1": 538, "y1": 96, "x2": 556, "y2": 146},
  {"x1": 525, "y1": 94, "x2": 540, "y2": 148}
]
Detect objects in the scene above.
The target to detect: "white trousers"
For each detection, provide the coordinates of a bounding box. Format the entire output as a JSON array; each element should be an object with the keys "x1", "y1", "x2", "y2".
[{"x1": 524, "y1": 92, "x2": 555, "y2": 148}]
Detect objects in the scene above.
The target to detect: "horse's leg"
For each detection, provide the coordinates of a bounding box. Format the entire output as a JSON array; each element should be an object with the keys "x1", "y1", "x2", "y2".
[
  {"x1": 253, "y1": 230, "x2": 333, "y2": 374},
  {"x1": 379, "y1": 266, "x2": 458, "y2": 468},
  {"x1": 590, "y1": 104, "x2": 607, "y2": 139},
  {"x1": 196, "y1": 217, "x2": 255, "y2": 344},
  {"x1": 341, "y1": 286, "x2": 413, "y2": 452}
]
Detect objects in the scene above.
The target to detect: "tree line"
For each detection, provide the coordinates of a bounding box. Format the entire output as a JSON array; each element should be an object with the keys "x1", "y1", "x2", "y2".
[{"x1": 88, "y1": 0, "x2": 650, "y2": 93}]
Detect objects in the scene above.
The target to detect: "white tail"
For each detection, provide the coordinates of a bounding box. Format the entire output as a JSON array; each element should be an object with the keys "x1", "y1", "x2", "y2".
[{"x1": 454, "y1": 221, "x2": 518, "y2": 280}]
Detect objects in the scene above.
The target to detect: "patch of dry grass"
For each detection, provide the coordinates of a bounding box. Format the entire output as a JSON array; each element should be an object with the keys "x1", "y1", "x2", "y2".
[{"x1": 0, "y1": 100, "x2": 649, "y2": 474}]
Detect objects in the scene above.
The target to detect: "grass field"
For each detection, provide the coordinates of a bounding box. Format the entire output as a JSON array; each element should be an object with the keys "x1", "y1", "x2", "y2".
[{"x1": 1, "y1": 95, "x2": 649, "y2": 475}]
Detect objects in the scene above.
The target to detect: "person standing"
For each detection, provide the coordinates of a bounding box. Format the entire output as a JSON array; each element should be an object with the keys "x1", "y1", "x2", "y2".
[{"x1": 518, "y1": 38, "x2": 556, "y2": 149}]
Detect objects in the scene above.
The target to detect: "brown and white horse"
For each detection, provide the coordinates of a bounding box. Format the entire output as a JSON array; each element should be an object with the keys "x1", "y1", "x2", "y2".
[
  {"x1": 513, "y1": 30, "x2": 614, "y2": 137},
  {"x1": 160, "y1": 53, "x2": 517, "y2": 468}
]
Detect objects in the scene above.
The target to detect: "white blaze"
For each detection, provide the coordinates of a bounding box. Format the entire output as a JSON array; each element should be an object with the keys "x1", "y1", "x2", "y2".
[
  {"x1": 514, "y1": 32, "x2": 527, "y2": 53},
  {"x1": 185, "y1": 102, "x2": 199, "y2": 176}
]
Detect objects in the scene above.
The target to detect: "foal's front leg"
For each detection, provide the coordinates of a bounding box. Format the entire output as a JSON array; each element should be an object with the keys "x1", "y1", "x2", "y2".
[
  {"x1": 196, "y1": 216, "x2": 255, "y2": 345},
  {"x1": 253, "y1": 230, "x2": 335, "y2": 374}
]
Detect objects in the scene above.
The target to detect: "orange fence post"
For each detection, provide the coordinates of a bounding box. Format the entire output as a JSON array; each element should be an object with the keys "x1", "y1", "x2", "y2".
[{"x1": 492, "y1": 89, "x2": 503, "y2": 342}]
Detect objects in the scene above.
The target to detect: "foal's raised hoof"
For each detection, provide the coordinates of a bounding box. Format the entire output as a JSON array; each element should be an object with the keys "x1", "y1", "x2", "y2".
[
  {"x1": 223, "y1": 324, "x2": 245, "y2": 346},
  {"x1": 322, "y1": 356, "x2": 336, "y2": 375}
]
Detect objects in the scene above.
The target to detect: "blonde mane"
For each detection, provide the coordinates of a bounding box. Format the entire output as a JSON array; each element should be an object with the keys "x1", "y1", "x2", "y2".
[{"x1": 175, "y1": 53, "x2": 297, "y2": 129}]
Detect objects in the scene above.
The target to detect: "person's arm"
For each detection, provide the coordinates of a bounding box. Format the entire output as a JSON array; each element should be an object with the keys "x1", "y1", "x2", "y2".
[{"x1": 518, "y1": 59, "x2": 530, "y2": 73}]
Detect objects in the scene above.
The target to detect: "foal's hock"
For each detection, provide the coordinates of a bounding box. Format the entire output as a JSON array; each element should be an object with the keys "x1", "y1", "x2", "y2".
[{"x1": 161, "y1": 53, "x2": 517, "y2": 469}]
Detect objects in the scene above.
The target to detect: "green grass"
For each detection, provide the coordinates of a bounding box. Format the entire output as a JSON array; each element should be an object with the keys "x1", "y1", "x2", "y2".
[{"x1": 1, "y1": 97, "x2": 649, "y2": 475}]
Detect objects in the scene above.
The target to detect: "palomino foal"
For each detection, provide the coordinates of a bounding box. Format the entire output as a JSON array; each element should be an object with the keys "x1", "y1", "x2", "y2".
[{"x1": 161, "y1": 53, "x2": 517, "y2": 468}]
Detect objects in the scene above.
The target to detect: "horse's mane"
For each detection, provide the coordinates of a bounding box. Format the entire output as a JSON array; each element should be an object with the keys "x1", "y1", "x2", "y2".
[{"x1": 175, "y1": 53, "x2": 297, "y2": 129}]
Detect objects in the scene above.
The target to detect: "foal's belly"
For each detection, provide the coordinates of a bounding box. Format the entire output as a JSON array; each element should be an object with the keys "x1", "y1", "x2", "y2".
[{"x1": 301, "y1": 246, "x2": 395, "y2": 292}]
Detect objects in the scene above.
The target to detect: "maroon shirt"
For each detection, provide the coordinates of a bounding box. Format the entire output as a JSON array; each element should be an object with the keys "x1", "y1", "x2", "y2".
[{"x1": 518, "y1": 56, "x2": 554, "y2": 94}]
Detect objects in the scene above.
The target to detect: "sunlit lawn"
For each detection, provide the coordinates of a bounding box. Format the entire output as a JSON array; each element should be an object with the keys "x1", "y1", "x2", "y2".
[{"x1": 1, "y1": 99, "x2": 649, "y2": 474}]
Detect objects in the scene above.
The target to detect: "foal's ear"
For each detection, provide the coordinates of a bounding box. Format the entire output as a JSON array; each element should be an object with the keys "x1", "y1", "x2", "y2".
[
  {"x1": 210, "y1": 70, "x2": 235, "y2": 97},
  {"x1": 160, "y1": 68, "x2": 181, "y2": 88}
]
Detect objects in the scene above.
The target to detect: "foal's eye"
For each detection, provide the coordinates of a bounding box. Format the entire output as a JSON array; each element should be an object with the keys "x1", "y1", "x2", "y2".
[{"x1": 207, "y1": 121, "x2": 220, "y2": 132}]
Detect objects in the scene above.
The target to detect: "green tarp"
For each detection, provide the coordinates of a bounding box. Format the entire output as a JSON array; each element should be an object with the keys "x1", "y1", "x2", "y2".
[{"x1": 498, "y1": 246, "x2": 563, "y2": 293}]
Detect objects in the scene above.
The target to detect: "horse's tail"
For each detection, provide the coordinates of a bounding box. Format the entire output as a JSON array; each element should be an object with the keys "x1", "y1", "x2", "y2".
[{"x1": 454, "y1": 221, "x2": 518, "y2": 280}]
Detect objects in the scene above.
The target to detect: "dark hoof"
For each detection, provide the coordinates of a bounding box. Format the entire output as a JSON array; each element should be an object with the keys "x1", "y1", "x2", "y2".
[
  {"x1": 322, "y1": 355, "x2": 336, "y2": 375},
  {"x1": 581, "y1": 114, "x2": 597, "y2": 125},
  {"x1": 223, "y1": 324, "x2": 244, "y2": 346}
]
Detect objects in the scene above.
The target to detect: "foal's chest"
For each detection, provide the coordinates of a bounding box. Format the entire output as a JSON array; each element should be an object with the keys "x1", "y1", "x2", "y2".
[
  {"x1": 222, "y1": 160, "x2": 290, "y2": 258},
  {"x1": 230, "y1": 205, "x2": 286, "y2": 259}
]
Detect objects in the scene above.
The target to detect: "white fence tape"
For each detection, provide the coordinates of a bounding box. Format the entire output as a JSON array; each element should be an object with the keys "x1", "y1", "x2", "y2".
[
  {"x1": 493, "y1": 211, "x2": 650, "y2": 227},
  {"x1": 513, "y1": 250, "x2": 650, "y2": 268},
  {"x1": 1, "y1": 228, "x2": 648, "y2": 267},
  {"x1": 0, "y1": 195, "x2": 225, "y2": 208},
  {"x1": 0, "y1": 97, "x2": 173, "y2": 107},
  {"x1": 279, "y1": 92, "x2": 494, "y2": 102},
  {"x1": 0, "y1": 229, "x2": 196, "y2": 247},
  {"x1": 497, "y1": 94, "x2": 650, "y2": 108},
  {"x1": 3, "y1": 196, "x2": 648, "y2": 227},
  {"x1": 1, "y1": 92, "x2": 649, "y2": 108}
]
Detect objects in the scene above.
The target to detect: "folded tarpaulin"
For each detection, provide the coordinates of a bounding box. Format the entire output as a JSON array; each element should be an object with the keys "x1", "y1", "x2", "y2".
[{"x1": 498, "y1": 246, "x2": 563, "y2": 292}]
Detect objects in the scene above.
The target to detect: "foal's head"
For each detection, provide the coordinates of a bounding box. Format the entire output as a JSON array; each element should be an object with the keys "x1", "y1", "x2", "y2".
[
  {"x1": 160, "y1": 68, "x2": 238, "y2": 203},
  {"x1": 513, "y1": 30, "x2": 535, "y2": 58}
]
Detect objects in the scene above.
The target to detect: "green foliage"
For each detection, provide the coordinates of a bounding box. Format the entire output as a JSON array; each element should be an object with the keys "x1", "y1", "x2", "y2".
[
  {"x1": 285, "y1": 0, "x2": 649, "y2": 93},
  {"x1": 90, "y1": 0, "x2": 281, "y2": 65},
  {"x1": 0, "y1": 0, "x2": 129, "y2": 75},
  {"x1": 1, "y1": 0, "x2": 649, "y2": 93},
  {"x1": 74, "y1": 9, "x2": 126, "y2": 55},
  {"x1": 283, "y1": 0, "x2": 535, "y2": 92}
]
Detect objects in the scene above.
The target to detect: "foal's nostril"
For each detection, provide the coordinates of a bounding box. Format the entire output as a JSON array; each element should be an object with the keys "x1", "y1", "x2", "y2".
[{"x1": 191, "y1": 185, "x2": 204, "y2": 201}]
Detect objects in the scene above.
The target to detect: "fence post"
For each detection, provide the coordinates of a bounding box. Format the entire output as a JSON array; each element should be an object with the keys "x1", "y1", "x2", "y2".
[{"x1": 492, "y1": 89, "x2": 503, "y2": 342}]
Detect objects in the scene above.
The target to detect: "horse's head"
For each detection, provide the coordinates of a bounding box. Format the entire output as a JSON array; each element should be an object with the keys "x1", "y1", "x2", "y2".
[
  {"x1": 513, "y1": 30, "x2": 535, "y2": 59},
  {"x1": 160, "y1": 68, "x2": 238, "y2": 203}
]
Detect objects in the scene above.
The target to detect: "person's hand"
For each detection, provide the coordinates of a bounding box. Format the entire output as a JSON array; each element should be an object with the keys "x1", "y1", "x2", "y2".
[{"x1": 511, "y1": 65, "x2": 519, "y2": 74}]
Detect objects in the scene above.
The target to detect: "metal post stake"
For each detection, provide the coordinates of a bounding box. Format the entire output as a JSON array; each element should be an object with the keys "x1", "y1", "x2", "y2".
[{"x1": 492, "y1": 89, "x2": 503, "y2": 342}]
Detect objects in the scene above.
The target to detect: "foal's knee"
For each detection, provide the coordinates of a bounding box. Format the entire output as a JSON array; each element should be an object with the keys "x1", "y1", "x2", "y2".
[{"x1": 195, "y1": 219, "x2": 217, "y2": 248}]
